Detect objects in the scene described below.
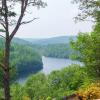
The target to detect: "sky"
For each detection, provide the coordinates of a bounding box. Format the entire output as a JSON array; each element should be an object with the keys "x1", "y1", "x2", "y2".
[{"x1": 15, "y1": 0, "x2": 93, "y2": 38}]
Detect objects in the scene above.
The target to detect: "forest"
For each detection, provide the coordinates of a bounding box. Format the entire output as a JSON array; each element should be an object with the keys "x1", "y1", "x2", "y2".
[
  {"x1": 32, "y1": 43, "x2": 72, "y2": 58},
  {"x1": 0, "y1": 28, "x2": 100, "y2": 100},
  {"x1": 12, "y1": 36, "x2": 75, "y2": 59},
  {"x1": 0, "y1": 0, "x2": 100, "y2": 100},
  {"x1": 0, "y1": 39, "x2": 43, "y2": 82},
  {"x1": 0, "y1": 36, "x2": 74, "y2": 84}
]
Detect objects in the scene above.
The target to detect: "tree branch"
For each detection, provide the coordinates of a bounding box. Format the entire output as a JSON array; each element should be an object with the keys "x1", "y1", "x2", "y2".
[
  {"x1": 0, "y1": 18, "x2": 6, "y2": 30},
  {"x1": 1, "y1": 23, "x2": 6, "y2": 30},
  {"x1": 20, "y1": 17, "x2": 39, "y2": 25},
  {"x1": 28, "y1": 1, "x2": 35, "y2": 5},
  {"x1": 0, "y1": 35, "x2": 6, "y2": 39},
  {"x1": 10, "y1": 0, "x2": 28, "y2": 41}
]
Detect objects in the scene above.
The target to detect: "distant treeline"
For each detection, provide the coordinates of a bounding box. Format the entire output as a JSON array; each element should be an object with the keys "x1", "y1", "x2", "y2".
[
  {"x1": 33, "y1": 43, "x2": 73, "y2": 58},
  {"x1": 11, "y1": 37, "x2": 75, "y2": 59}
]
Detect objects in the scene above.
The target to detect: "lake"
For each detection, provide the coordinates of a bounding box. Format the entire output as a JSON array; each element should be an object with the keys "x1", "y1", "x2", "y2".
[
  {"x1": 42, "y1": 56, "x2": 82, "y2": 74},
  {"x1": 17, "y1": 56, "x2": 82, "y2": 84}
]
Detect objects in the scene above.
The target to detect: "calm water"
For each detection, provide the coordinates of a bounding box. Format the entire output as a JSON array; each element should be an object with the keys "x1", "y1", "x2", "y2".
[
  {"x1": 42, "y1": 56, "x2": 82, "y2": 74},
  {"x1": 17, "y1": 56, "x2": 82, "y2": 84}
]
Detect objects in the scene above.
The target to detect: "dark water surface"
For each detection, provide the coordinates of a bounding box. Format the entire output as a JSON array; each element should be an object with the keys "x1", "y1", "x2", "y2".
[{"x1": 17, "y1": 56, "x2": 82, "y2": 84}]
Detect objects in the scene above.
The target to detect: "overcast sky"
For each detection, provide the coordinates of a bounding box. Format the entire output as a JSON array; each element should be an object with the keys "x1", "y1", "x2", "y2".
[{"x1": 15, "y1": 0, "x2": 93, "y2": 38}]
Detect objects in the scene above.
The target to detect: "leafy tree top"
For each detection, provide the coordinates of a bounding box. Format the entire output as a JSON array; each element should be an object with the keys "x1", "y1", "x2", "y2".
[{"x1": 72, "y1": 0, "x2": 100, "y2": 22}]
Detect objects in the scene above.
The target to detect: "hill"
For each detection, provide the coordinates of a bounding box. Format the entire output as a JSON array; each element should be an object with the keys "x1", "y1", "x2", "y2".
[
  {"x1": 0, "y1": 38, "x2": 43, "y2": 80},
  {"x1": 0, "y1": 36, "x2": 76, "y2": 59},
  {"x1": 12, "y1": 37, "x2": 33, "y2": 46},
  {"x1": 13, "y1": 36, "x2": 76, "y2": 58},
  {"x1": 23, "y1": 36, "x2": 76, "y2": 45}
]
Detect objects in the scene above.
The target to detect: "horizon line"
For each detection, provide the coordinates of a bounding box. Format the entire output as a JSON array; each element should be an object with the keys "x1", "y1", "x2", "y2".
[{"x1": 15, "y1": 35, "x2": 77, "y2": 39}]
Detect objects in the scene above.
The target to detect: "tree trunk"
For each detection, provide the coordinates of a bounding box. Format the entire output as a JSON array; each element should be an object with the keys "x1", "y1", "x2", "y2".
[{"x1": 3, "y1": 38, "x2": 10, "y2": 100}]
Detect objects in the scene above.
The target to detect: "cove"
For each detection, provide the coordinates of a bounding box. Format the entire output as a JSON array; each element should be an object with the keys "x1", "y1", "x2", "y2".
[{"x1": 17, "y1": 56, "x2": 82, "y2": 84}]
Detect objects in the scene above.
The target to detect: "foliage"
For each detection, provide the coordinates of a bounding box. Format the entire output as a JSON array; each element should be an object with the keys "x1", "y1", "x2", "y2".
[
  {"x1": 33, "y1": 43, "x2": 73, "y2": 58},
  {"x1": 0, "y1": 68, "x2": 3, "y2": 87},
  {"x1": 0, "y1": 38, "x2": 43, "y2": 82},
  {"x1": 10, "y1": 43, "x2": 43, "y2": 79},
  {"x1": 25, "y1": 73, "x2": 48, "y2": 100},
  {"x1": 47, "y1": 64, "x2": 91, "y2": 99},
  {"x1": 46, "y1": 97, "x2": 52, "y2": 100},
  {"x1": 0, "y1": 88, "x2": 3, "y2": 99},
  {"x1": 10, "y1": 64, "x2": 92, "y2": 100},
  {"x1": 0, "y1": 0, "x2": 47, "y2": 99},
  {"x1": 22, "y1": 96, "x2": 31, "y2": 100},
  {"x1": 77, "y1": 82, "x2": 100, "y2": 100},
  {"x1": 72, "y1": 0, "x2": 100, "y2": 22},
  {"x1": 11, "y1": 84, "x2": 24, "y2": 100},
  {"x1": 71, "y1": 32, "x2": 100, "y2": 78}
]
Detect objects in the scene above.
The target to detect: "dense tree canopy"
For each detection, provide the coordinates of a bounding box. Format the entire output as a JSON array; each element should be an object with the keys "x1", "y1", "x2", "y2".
[
  {"x1": 71, "y1": 0, "x2": 100, "y2": 78},
  {"x1": 8, "y1": 64, "x2": 91, "y2": 100},
  {"x1": 0, "y1": 0, "x2": 46, "y2": 99},
  {"x1": 71, "y1": 32, "x2": 100, "y2": 77},
  {"x1": 33, "y1": 43, "x2": 73, "y2": 58},
  {"x1": 0, "y1": 38, "x2": 43, "y2": 83}
]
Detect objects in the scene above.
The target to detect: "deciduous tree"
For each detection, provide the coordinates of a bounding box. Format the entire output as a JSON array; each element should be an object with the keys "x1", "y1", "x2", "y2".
[{"x1": 0, "y1": 0, "x2": 46, "y2": 100}]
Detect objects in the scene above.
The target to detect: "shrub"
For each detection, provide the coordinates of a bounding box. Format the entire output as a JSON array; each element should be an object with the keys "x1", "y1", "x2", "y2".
[
  {"x1": 23, "y1": 96, "x2": 31, "y2": 100},
  {"x1": 77, "y1": 81, "x2": 100, "y2": 100},
  {"x1": 46, "y1": 96, "x2": 52, "y2": 100}
]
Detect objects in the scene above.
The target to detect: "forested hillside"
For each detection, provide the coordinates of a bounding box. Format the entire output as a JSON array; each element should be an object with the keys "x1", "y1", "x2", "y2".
[
  {"x1": 24, "y1": 36, "x2": 76, "y2": 45},
  {"x1": 23, "y1": 36, "x2": 75, "y2": 58},
  {"x1": 0, "y1": 36, "x2": 74, "y2": 83},
  {"x1": 9, "y1": 36, "x2": 74, "y2": 59},
  {"x1": 0, "y1": 38, "x2": 43, "y2": 80},
  {"x1": 33, "y1": 43, "x2": 72, "y2": 58}
]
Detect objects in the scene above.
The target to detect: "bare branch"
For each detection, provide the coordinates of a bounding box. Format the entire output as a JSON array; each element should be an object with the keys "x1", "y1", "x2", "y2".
[
  {"x1": 0, "y1": 18, "x2": 6, "y2": 30},
  {"x1": 1, "y1": 23, "x2": 6, "y2": 30},
  {"x1": 10, "y1": 0, "x2": 28, "y2": 41},
  {"x1": 74, "y1": 17, "x2": 95, "y2": 23},
  {"x1": 28, "y1": 1, "x2": 35, "y2": 5},
  {"x1": 20, "y1": 17, "x2": 39, "y2": 25},
  {"x1": 0, "y1": 35, "x2": 6, "y2": 39}
]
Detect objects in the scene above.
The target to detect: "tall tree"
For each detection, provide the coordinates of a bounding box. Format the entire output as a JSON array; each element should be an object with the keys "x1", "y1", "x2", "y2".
[
  {"x1": 71, "y1": 0, "x2": 100, "y2": 78},
  {"x1": 0, "y1": 0, "x2": 46, "y2": 100},
  {"x1": 71, "y1": 32, "x2": 100, "y2": 78}
]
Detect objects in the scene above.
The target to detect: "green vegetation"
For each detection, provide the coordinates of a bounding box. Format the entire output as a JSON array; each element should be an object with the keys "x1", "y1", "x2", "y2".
[
  {"x1": 10, "y1": 43, "x2": 43, "y2": 79},
  {"x1": 0, "y1": 0, "x2": 100, "y2": 99},
  {"x1": 6, "y1": 29, "x2": 99, "y2": 99},
  {"x1": 3, "y1": 64, "x2": 92, "y2": 100},
  {"x1": 0, "y1": 39, "x2": 43, "y2": 81},
  {"x1": 5, "y1": 37, "x2": 74, "y2": 59},
  {"x1": 77, "y1": 82, "x2": 100, "y2": 99},
  {"x1": 33, "y1": 43, "x2": 72, "y2": 58},
  {"x1": 0, "y1": 31, "x2": 100, "y2": 100},
  {"x1": 24, "y1": 36, "x2": 76, "y2": 58},
  {"x1": 43, "y1": 44, "x2": 72, "y2": 58},
  {"x1": 71, "y1": 32, "x2": 100, "y2": 78}
]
